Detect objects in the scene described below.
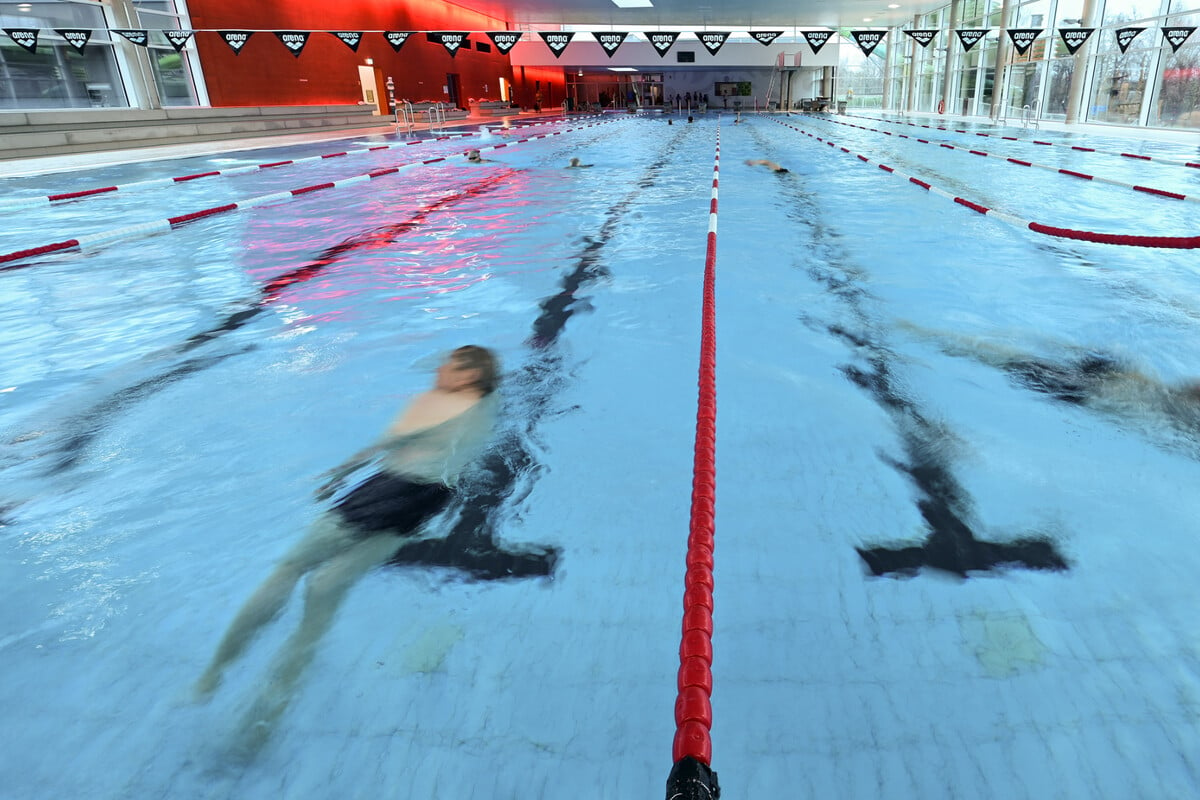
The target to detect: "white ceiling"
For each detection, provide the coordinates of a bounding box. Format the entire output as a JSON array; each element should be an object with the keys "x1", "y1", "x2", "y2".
[{"x1": 460, "y1": 0, "x2": 945, "y2": 30}]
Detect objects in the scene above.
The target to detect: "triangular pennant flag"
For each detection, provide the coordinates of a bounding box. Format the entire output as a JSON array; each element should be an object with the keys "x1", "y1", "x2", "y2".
[
  {"x1": 218, "y1": 31, "x2": 254, "y2": 54},
  {"x1": 851, "y1": 30, "x2": 885, "y2": 57},
  {"x1": 538, "y1": 31, "x2": 574, "y2": 58},
  {"x1": 4, "y1": 28, "x2": 38, "y2": 54},
  {"x1": 1058, "y1": 28, "x2": 1094, "y2": 55},
  {"x1": 1006, "y1": 28, "x2": 1041, "y2": 55},
  {"x1": 113, "y1": 29, "x2": 149, "y2": 46},
  {"x1": 1162, "y1": 26, "x2": 1196, "y2": 54},
  {"x1": 956, "y1": 29, "x2": 988, "y2": 52},
  {"x1": 55, "y1": 29, "x2": 92, "y2": 54},
  {"x1": 382, "y1": 31, "x2": 412, "y2": 52},
  {"x1": 696, "y1": 31, "x2": 731, "y2": 56},
  {"x1": 1114, "y1": 27, "x2": 1144, "y2": 54},
  {"x1": 433, "y1": 31, "x2": 470, "y2": 57},
  {"x1": 275, "y1": 31, "x2": 310, "y2": 57},
  {"x1": 164, "y1": 30, "x2": 194, "y2": 51},
  {"x1": 592, "y1": 31, "x2": 629, "y2": 58},
  {"x1": 904, "y1": 30, "x2": 937, "y2": 48},
  {"x1": 331, "y1": 31, "x2": 363, "y2": 52},
  {"x1": 803, "y1": 30, "x2": 833, "y2": 54},
  {"x1": 751, "y1": 30, "x2": 784, "y2": 46},
  {"x1": 646, "y1": 31, "x2": 680, "y2": 57},
  {"x1": 487, "y1": 31, "x2": 521, "y2": 55}
]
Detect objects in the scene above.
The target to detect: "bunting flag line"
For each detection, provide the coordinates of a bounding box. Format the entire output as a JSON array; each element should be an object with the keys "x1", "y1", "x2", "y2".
[
  {"x1": 164, "y1": 30, "x2": 194, "y2": 51},
  {"x1": 851, "y1": 30, "x2": 885, "y2": 57},
  {"x1": 803, "y1": 30, "x2": 833, "y2": 53},
  {"x1": 904, "y1": 30, "x2": 937, "y2": 47},
  {"x1": 1058, "y1": 28, "x2": 1094, "y2": 55},
  {"x1": 538, "y1": 31, "x2": 573, "y2": 58},
  {"x1": 647, "y1": 31, "x2": 680, "y2": 56},
  {"x1": 383, "y1": 31, "x2": 411, "y2": 52},
  {"x1": 275, "y1": 31, "x2": 309, "y2": 57},
  {"x1": 593, "y1": 31, "x2": 629, "y2": 58},
  {"x1": 55, "y1": 28, "x2": 91, "y2": 53},
  {"x1": 112, "y1": 29, "x2": 149, "y2": 46},
  {"x1": 697, "y1": 31, "x2": 730, "y2": 55},
  {"x1": 1161, "y1": 26, "x2": 1196, "y2": 53},
  {"x1": 331, "y1": 31, "x2": 362, "y2": 51},
  {"x1": 218, "y1": 30, "x2": 253, "y2": 54},
  {"x1": 434, "y1": 31, "x2": 470, "y2": 57},
  {"x1": 751, "y1": 30, "x2": 783, "y2": 46},
  {"x1": 957, "y1": 29, "x2": 988, "y2": 51},
  {"x1": 487, "y1": 31, "x2": 521, "y2": 55},
  {"x1": 1007, "y1": 28, "x2": 1041, "y2": 55},
  {"x1": 1114, "y1": 27, "x2": 1144, "y2": 53},
  {"x1": 5, "y1": 28, "x2": 39, "y2": 54}
]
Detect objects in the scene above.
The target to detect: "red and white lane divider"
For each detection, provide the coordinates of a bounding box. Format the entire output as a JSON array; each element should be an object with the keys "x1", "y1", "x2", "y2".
[
  {"x1": 836, "y1": 112, "x2": 1200, "y2": 169},
  {"x1": 671, "y1": 125, "x2": 719, "y2": 784},
  {"x1": 773, "y1": 119, "x2": 1200, "y2": 249},
  {"x1": 0, "y1": 119, "x2": 623, "y2": 267},
  {"x1": 804, "y1": 115, "x2": 1198, "y2": 203},
  {"x1": 0, "y1": 115, "x2": 602, "y2": 212}
]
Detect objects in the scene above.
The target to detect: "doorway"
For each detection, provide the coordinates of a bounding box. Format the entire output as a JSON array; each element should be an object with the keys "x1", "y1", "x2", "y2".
[{"x1": 446, "y1": 73, "x2": 462, "y2": 109}]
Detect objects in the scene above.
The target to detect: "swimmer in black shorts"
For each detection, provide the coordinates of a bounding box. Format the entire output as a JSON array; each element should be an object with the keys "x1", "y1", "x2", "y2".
[{"x1": 194, "y1": 346, "x2": 499, "y2": 747}]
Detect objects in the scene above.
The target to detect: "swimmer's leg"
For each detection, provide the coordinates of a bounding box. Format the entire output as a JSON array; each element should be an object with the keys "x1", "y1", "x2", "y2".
[
  {"x1": 194, "y1": 514, "x2": 353, "y2": 699},
  {"x1": 233, "y1": 528, "x2": 397, "y2": 751}
]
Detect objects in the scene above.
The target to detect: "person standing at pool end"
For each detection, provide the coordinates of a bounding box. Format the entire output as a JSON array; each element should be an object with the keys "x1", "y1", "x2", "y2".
[
  {"x1": 193, "y1": 347, "x2": 499, "y2": 747},
  {"x1": 745, "y1": 158, "x2": 788, "y2": 173}
]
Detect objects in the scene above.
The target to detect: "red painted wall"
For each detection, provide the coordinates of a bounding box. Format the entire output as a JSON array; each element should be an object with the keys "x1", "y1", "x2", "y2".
[{"x1": 186, "y1": 0, "x2": 565, "y2": 109}]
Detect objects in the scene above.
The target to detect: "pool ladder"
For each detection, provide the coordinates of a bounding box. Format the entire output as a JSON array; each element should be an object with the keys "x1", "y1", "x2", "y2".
[
  {"x1": 396, "y1": 101, "x2": 416, "y2": 137},
  {"x1": 426, "y1": 102, "x2": 448, "y2": 134}
]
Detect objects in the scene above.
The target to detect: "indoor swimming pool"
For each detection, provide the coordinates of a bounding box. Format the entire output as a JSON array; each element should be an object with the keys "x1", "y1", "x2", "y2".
[{"x1": 2, "y1": 111, "x2": 1198, "y2": 798}]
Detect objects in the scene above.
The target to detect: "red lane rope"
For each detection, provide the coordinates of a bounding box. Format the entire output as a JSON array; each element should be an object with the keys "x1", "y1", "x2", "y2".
[
  {"x1": 842, "y1": 112, "x2": 1200, "y2": 169},
  {"x1": 803, "y1": 115, "x2": 1198, "y2": 203},
  {"x1": 0, "y1": 115, "x2": 605, "y2": 211},
  {"x1": 0, "y1": 120, "x2": 620, "y2": 267},
  {"x1": 674, "y1": 127, "x2": 720, "y2": 769},
  {"x1": 773, "y1": 119, "x2": 1200, "y2": 249}
]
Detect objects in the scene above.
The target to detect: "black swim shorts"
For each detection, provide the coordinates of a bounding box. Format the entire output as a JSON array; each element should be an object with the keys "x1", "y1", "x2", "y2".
[{"x1": 334, "y1": 472, "x2": 453, "y2": 536}]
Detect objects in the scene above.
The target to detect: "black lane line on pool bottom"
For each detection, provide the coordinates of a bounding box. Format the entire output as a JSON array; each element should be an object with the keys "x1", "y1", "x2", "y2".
[
  {"x1": 744, "y1": 122, "x2": 1069, "y2": 579},
  {"x1": 9, "y1": 171, "x2": 517, "y2": 480},
  {"x1": 386, "y1": 127, "x2": 690, "y2": 580}
]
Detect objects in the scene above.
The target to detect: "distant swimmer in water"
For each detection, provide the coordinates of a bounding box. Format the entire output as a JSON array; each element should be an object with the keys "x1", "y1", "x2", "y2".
[
  {"x1": 898, "y1": 321, "x2": 1200, "y2": 439},
  {"x1": 194, "y1": 346, "x2": 500, "y2": 751},
  {"x1": 465, "y1": 149, "x2": 492, "y2": 163},
  {"x1": 567, "y1": 157, "x2": 593, "y2": 168},
  {"x1": 745, "y1": 158, "x2": 788, "y2": 173}
]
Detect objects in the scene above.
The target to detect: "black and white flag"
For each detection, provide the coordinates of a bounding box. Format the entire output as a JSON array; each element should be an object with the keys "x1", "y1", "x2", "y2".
[
  {"x1": 697, "y1": 31, "x2": 730, "y2": 55},
  {"x1": 751, "y1": 30, "x2": 783, "y2": 46},
  {"x1": 851, "y1": 30, "x2": 885, "y2": 57},
  {"x1": 275, "y1": 31, "x2": 310, "y2": 57},
  {"x1": 1058, "y1": 28, "x2": 1094, "y2": 55},
  {"x1": 164, "y1": 30, "x2": 194, "y2": 51},
  {"x1": 1114, "y1": 27, "x2": 1144, "y2": 54},
  {"x1": 55, "y1": 29, "x2": 92, "y2": 54},
  {"x1": 113, "y1": 29, "x2": 149, "y2": 46},
  {"x1": 331, "y1": 31, "x2": 363, "y2": 52},
  {"x1": 956, "y1": 29, "x2": 988, "y2": 52},
  {"x1": 4, "y1": 28, "x2": 38, "y2": 54},
  {"x1": 803, "y1": 30, "x2": 833, "y2": 54},
  {"x1": 904, "y1": 30, "x2": 937, "y2": 48},
  {"x1": 435, "y1": 31, "x2": 470, "y2": 57},
  {"x1": 538, "y1": 31, "x2": 574, "y2": 58},
  {"x1": 218, "y1": 31, "x2": 254, "y2": 54},
  {"x1": 593, "y1": 31, "x2": 628, "y2": 58},
  {"x1": 383, "y1": 31, "x2": 412, "y2": 52},
  {"x1": 487, "y1": 31, "x2": 521, "y2": 55},
  {"x1": 646, "y1": 31, "x2": 680, "y2": 57},
  {"x1": 1007, "y1": 28, "x2": 1041, "y2": 55},
  {"x1": 1162, "y1": 26, "x2": 1196, "y2": 54}
]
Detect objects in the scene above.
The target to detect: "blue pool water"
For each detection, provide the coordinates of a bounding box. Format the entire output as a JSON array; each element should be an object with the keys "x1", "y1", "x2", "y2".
[{"x1": 2, "y1": 113, "x2": 1199, "y2": 798}]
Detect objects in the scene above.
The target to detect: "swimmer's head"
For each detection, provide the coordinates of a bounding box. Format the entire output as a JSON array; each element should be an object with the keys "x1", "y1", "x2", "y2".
[
  {"x1": 569, "y1": 157, "x2": 581, "y2": 167},
  {"x1": 466, "y1": 149, "x2": 482, "y2": 162},
  {"x1": 445, "y1": 345, "x2": 499, "y2": 395}
]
